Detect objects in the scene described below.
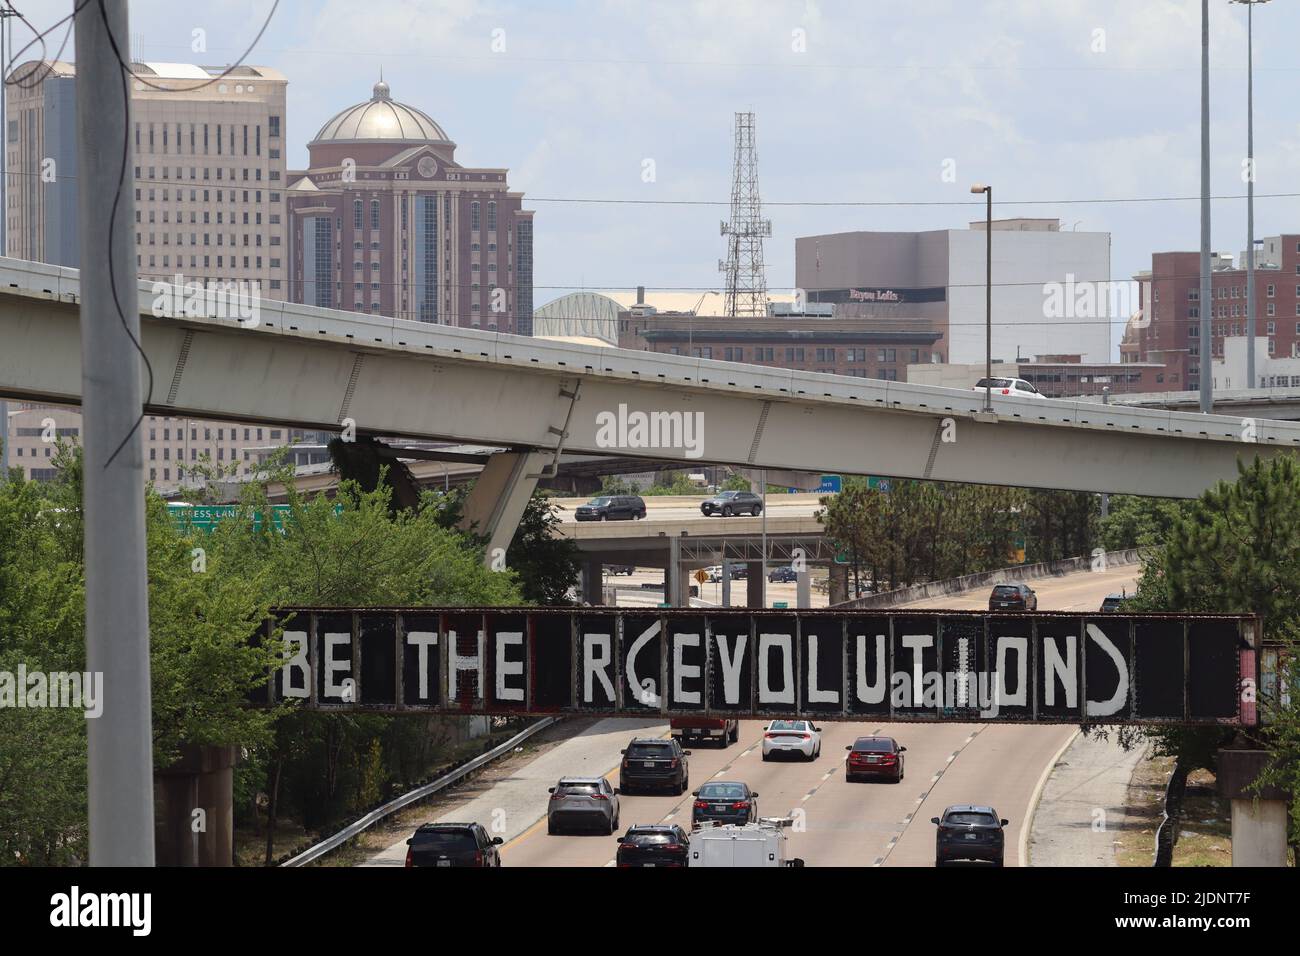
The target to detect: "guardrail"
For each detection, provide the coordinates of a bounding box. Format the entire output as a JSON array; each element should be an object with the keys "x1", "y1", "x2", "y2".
[
  {"x1": 834, "y1": 548, "x2": 1142, "y2": 610},
  {"x1": 280, "y1": 716, "x2": 557, "y2": 867}
]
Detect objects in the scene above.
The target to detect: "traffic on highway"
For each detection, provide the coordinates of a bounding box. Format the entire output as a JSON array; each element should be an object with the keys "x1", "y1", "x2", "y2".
[{"x1": 382, "y1": 566, "x2": 1141, "y2": 868}]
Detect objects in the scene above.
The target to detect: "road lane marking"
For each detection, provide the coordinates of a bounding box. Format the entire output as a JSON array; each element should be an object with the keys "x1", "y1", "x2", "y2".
[
  {"x1": 1019, "y1": 728, "x2": 1080, "y2": 868},
  {"x1": 875, "y1": 726, "x2": 986, "y2": 868}
]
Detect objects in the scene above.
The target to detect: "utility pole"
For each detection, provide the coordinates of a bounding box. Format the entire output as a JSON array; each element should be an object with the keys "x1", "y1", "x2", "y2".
[
  {"x1": 0, "y1": 3, "x2": 16, "y2": 481},
  {"x1": 1232, "y1": 0, "x2": 1271, "y2": 390},
  {"x1": 1198, "y1": 0, "x2": 1213, "y2": 413},
  {"x1": 75, "y1": 0, "x2": 155, "y2": 866}
]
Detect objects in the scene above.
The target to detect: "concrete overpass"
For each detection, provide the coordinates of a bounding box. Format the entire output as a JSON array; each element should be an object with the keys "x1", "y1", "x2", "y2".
[
  {"x1": 551, "y1": 493, "x2": 836, "y2": 605},
  {"x1": 1092, "y1": 387, "x2": 1300, "y2": 421},
  {"x1": 5, "y1": 256, "x2": 1300, "y2": 560}
]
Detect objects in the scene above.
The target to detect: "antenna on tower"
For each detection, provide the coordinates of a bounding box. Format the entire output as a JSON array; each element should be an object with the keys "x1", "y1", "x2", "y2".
[{"x1": 718, "y1": 112, "x2": 772, "y2": 318}]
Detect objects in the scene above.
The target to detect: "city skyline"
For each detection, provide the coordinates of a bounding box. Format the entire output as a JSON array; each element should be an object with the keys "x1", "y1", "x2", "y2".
[{"x1": 11, "y1": 0, "x2": 1300, "y2": 360}]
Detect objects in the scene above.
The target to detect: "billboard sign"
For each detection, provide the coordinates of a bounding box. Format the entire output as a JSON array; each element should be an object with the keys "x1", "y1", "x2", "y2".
[{"x1": 258, "y1": 609, "x2": 1258, "y2": 726}]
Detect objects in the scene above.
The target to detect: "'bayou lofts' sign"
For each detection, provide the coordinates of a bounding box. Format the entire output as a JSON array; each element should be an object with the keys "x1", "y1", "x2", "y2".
[{"x1": 257, "y1": 608, "x2": 1260, "y2": 725}]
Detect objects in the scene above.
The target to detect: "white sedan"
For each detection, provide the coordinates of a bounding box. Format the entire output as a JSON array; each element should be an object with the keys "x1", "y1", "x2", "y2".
[{"x1": 761, "y1": 719, "x2": 822, "y2": 761}]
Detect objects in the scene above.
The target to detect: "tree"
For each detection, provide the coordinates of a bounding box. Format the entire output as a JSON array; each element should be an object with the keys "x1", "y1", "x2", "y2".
[
  {"x1": 1115, "y1": 454, "x2": 1300, "y2": 845},
  {"x1": 816, "y1": 478, "x2": 886, "y2": 594}
]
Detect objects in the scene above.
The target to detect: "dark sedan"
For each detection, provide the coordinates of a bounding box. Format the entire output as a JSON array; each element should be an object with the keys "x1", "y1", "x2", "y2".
[
  {"x1": 932, "y1": 805, "x2": 1008, "y2": 866},
  {"x1": 844, "y1": 736, "x2": 906, "y2": 783},
  {"x1": 691, "y1": 781, "x2": 758, "y2": 829},
  {"x1": 700, "y1": 490, "x2": 762, "y2": 517},
  {"x1": 615, "y1": 824, "x2": 691, "y2": 867}
]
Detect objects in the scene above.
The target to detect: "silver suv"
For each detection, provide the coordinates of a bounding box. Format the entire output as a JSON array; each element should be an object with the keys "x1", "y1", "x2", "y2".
[{"x1": 547, "y1": 777, "x2": 621, "y2": 835}]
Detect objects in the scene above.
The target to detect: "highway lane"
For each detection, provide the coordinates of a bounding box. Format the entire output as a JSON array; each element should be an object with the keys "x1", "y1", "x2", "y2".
[{"x1": 492, "y1": 565, "x2": 1141, "y2": 867}]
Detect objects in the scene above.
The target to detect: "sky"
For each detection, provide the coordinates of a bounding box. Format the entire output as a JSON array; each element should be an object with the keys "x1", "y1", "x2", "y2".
[{"x1": 10, "y1": 0, "x2": 1300, "y2": 349}]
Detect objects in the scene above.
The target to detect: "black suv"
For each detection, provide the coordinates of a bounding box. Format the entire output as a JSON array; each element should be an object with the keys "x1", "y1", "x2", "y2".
[
  {"x1": 405, "y1": 822, "x2": 503, "y2": 868},
  {"x1": 989, "y1": 583, "x2": 1037, "y2": 611},
  {"x1": 619, "y1": 738, "x2": 690, "y2": 794},
  {"x1": 700, "y1": 490, "x2": 762, "y2": 517},
  {"x1": 575, "y1": 495, "x2": 647, "y2": 521},
  {"x1": 767, "y1": 565, "x2": 797, "y2": 583},
  {"x1": 931, "y1": 805, "x2": 1008, "y2": 866},
  {"x1": 616, "y1": 824, "x2": 691, "y2": 867}
]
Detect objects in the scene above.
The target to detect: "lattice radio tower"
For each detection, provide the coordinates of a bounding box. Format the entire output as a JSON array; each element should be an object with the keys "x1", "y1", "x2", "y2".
[{"x1": 718, "y1": 112, "x2": 772, "y2": 318}]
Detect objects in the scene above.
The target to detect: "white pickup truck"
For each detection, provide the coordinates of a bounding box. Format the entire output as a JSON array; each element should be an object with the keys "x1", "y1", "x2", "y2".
[{"x1": 687, "y1": 819, "x2": 805, "y2": 868}]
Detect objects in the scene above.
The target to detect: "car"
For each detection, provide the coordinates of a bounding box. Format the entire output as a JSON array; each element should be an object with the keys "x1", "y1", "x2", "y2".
[
  {"x1": 619, "y1": 737, "x2": 690, "y2": 794},
  {"x1": 1100, "y1": 593, "x2": 1128, "y2": 612},
  {"x1": 989, "y1": 583, "x2": 1037, "y2": 611},
  {"x1": 615, "y1": 824, "x2": 691, "y2": 867},
  {"x1": 574, "y1": 495, "x2": 647, "y2": 521},
  {"x1": 404, "y1": 822, "x2": 503, "y2": 867},
  {"x1": 972, "y1": 377, "x2": 1048, "y2": 399},
  {"x1": 767, "y1": 565, "x2": 797, "y2": 583},
  {"x1": 700, "y1": 490, "x2": 763, "y2": 517},
  {"x1": 705, "y1": 565, "x2": 724, "y2": 583},
  {"x1": 761, "y1": 719, "x2": 822, "y2": 761},
  {"x1": 691, "y1": 781, "x2": 759, "y2": 830},
  {"x1": 844, "y1": 736, "x2": 906, "y2": 783},
  {"x1": 547, "y1": 777, "x2": 620, "y2": 835},
  {"x1": 671, "y1": 716, "x2": 740, "y2": 748},
  {"x1": 607, "y1": 564, "x2": 636, "y2": 576},
  {"x1": 932, "y1": 805, "x2": 1008, "y2": 867}
]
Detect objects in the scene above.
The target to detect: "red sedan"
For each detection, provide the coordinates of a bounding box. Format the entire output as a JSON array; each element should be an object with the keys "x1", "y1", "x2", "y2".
[{"x1": 845, "y1": 736, "x2": 906, "y2": 783}]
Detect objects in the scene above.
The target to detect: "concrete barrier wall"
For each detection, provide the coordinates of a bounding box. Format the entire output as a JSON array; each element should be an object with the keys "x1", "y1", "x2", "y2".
[{"x1": 834, "y1": 548, "x2": 1142, "y2": 610}]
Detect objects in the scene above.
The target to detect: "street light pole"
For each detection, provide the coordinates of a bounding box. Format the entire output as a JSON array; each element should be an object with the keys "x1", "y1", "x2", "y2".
[
  {"x1": 1232, "y1": 0, "x2": 1271, "y2": 390},
  {"x1": 1199, "y1": 0, "x2": 1214, "y2": 413},
  {"x1": 76, "y1": 0, "x2": 155, "y2": 865},
  {"x1": 971, "y1": 184, "x2": 993, "y2": 411}
]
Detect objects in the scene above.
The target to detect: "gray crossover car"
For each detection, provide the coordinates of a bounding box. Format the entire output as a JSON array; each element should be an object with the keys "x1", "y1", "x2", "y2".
[{"x1": 547, "y1": 776, "x2": 621, "y2": 835}]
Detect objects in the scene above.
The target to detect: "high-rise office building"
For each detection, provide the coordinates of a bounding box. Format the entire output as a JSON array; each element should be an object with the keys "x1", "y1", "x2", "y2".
[
  {"x1": 2, "y1": 61, "x2": 333, "y2": 492},
  {"x1": 286, "y1": 79, "x2": 535, "y2": 333}
]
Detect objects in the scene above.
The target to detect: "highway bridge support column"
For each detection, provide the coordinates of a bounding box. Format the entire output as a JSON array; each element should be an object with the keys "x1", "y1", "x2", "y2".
[
  {"x1": 796, "y1": 569, "x2": 811, "y2": 608},
  {"x1": 746, "y1": 563, "x2": 764, "y2": 608},
  {"x1": 581, "y1": 559, "x2": 603, "y2": 605},
  {"x1": 155, "y1": 745, "x2": 237, "y2": 866},
  {"x1": 667, "y1": 537, "x2": 685, "y2": 606},
  {"x1": 457, "y1": 451, "x2": 549, "y2": 568},
  {"x1": 721, "y1": 561, "x2": 732, "y2": 607},
  {"x1": 1217, "y1": 748, "x2": 1290, "y2": 866}
]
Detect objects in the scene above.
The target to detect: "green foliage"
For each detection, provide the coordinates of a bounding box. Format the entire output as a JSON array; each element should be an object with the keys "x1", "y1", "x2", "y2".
[
  {"x1": 1099, "y1": 494, "x2": 1190, "y2": 553},
  {"x1": 1, "y1": 442, "x2": 535, "y2": 865},
  {"x1": 815, "y1": 478, "x2": 1059, "y2": 590},
  {"x1": 1115, "y1": 455, "x2": 1300, "y2": 844}
]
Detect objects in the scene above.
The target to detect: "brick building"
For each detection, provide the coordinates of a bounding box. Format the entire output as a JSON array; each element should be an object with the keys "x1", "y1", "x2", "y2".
[
  {"x1": 1136, "y1": 237, "x2": 1300, "y2": 391},
  {"x1": 286, "y1": 79, "x2": 534, "y2": 332}
]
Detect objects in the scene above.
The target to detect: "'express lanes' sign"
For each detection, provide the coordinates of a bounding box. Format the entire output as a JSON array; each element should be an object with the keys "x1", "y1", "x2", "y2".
[{"x1": 258, "y1": 608, "x2": 1259, "y2": 725}]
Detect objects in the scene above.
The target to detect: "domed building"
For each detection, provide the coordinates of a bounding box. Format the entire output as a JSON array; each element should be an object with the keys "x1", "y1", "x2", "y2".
[{"x1": 287, "y1": 79, "x2": 533, "y2": 332}]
